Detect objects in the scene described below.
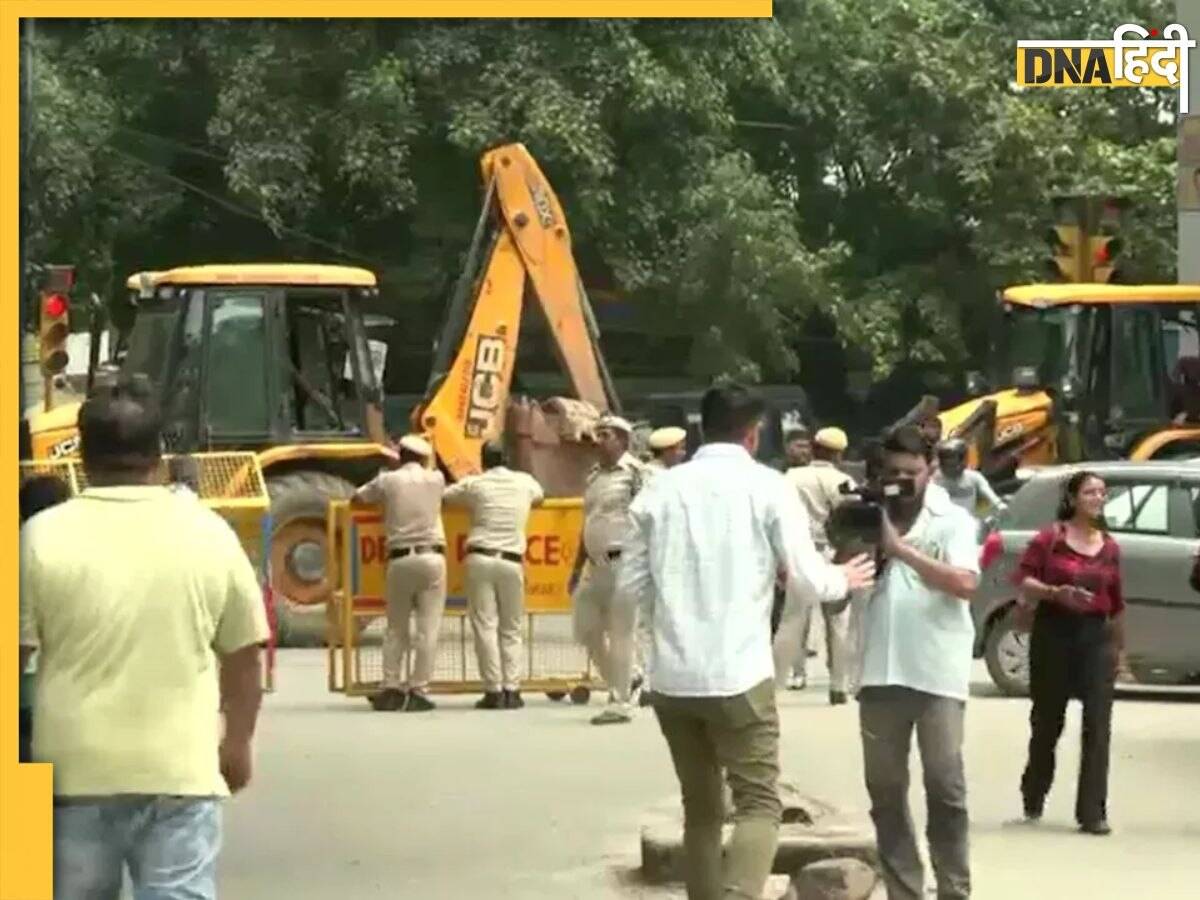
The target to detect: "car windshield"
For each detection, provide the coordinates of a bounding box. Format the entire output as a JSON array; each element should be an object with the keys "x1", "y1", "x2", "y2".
[
  {"x1": 120, "y1": 297, "x2": 184, "y2": 385},
  {"x1": 998, "y1": 306, "x2": 1080, "y2": 387}
]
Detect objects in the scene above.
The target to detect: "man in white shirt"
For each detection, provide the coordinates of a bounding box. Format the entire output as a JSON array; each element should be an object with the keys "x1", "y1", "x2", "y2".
[
  {"x1": 932, "y1": 438, "x2": 1007, "y2": 518},
  {"x1": 858, "y1": 426, "x2": 980, "y2": 900},
  {"x1": 618, "y1": 383, "x2": 875, "y2": 900}
]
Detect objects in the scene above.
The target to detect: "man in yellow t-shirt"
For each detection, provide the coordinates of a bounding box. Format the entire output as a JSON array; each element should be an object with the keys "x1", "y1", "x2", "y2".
[{"x1": 19, "y1": 377, "x2": 269, "y2": 900}]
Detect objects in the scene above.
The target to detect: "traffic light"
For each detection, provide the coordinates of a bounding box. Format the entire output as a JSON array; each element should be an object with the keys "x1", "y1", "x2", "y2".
[
  {"x1": 1088, "y1": 198, "x2": 1127, "y2": 282},
  {"x1": 1046, "y1": 197, "x2": 1086, "y2": 282},
  {"x1": 1044, "y1": 197, "x2": 1128, "y2": 283},
  {"x1": 38, "y1": 265, "x2": 74, "y2": 376},
  {"x1": 1046, "y1": 223, "x2": 1085, "y2": 282}
]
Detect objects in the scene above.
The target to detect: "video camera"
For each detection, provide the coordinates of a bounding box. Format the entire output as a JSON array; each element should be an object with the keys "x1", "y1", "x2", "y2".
[{"x1": 828, "y1": 478, "x2": 917, "y2": 548}]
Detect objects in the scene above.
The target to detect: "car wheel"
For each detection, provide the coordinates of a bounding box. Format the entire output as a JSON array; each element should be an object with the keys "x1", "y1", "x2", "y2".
[{"x1": 984, "y1": 606, "x2": 1031, "y2": 697}]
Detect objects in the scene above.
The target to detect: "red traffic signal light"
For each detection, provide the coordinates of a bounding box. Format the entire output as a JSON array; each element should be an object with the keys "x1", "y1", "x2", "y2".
[
  {"x1": 44, "y1": 293, "x2": 69, "y2": 319},
  {"x1": 39, "y1": 290, "x2": 71, "y2": 376},
  {"x1": 1090, "y1": 236, "x2": 1123, "y2": 282}
]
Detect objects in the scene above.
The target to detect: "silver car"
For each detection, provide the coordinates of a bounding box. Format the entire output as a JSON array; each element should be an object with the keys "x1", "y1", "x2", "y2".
[{"x1": 972, "y1": 461, "x2": 1200, "y2": 696}]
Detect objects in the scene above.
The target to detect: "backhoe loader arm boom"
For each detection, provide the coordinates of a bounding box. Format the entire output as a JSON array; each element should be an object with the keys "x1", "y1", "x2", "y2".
[{"x1": 414, "y1": 144, "x2": 619, "y2": 480}]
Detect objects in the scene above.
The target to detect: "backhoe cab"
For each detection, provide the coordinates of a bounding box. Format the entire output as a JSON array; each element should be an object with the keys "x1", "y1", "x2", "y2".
[
  {"x1": 940, "y1": 284, "x2": 1200, "y2": 484},
  {"x1": 26, "y1": 264, "x2": 393, "y2": 645}
]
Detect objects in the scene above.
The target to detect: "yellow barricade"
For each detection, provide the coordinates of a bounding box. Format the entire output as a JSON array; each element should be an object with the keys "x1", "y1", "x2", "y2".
[
  {"x1": 325, "y1": 498, "x2": 605, "y2": 703},
  {"x1": 18, "y1": 454, "x2": 276, "y2": 692}
]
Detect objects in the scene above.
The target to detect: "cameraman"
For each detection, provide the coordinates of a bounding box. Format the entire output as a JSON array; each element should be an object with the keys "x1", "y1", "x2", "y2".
[{"x1": 857, "y1": 426, "x2": 980, "y2": 900}]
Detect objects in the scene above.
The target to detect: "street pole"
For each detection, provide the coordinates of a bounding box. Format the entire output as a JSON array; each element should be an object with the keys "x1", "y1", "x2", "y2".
[
  {"x1": 1179, "y1": 0, "x2": 1200, "y2": 283},
  {"x1": 19, "y1": 18, "x2": 33, "y2": 420}
]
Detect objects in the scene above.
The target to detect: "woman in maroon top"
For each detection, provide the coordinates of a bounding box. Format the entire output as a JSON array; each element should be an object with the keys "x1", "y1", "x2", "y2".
[{"x1": 1014, "y1": 470, "x2": 1126, "y2": 836}]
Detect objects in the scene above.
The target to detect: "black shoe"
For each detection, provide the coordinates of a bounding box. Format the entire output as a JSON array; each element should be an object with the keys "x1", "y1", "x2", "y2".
[
  {"x1": 504, "y1": 690, "x2": 525, "y2": 709},
  {"x1": 1023, "y1": 795, "x2": 1044, "y2": 821},
  {"x1": 404, "y1": 692, "x2": 436, "y2": 712},
  {"x1": 829, "y1": 691, "x2": 848, "y2": 706},
  {"x1": 476, "y1": 691, "x2": 504, "y2": 710},
  {"x1": 370, "y1": 688, "x2": 406, "y2": 712},
  {"x1": 1079, "y1": 820, "x2": 1112, "y2": 835}
]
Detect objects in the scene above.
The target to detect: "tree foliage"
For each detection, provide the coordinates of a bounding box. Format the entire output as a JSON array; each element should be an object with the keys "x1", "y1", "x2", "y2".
[{"x1": 25, "y1": 3, "x2": 1180, "y2": 388}]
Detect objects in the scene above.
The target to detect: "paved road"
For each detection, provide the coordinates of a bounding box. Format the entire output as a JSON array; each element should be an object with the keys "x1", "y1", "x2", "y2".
[{"x1": 221, "y1": 650, "x2": 1200, "y2": 899}]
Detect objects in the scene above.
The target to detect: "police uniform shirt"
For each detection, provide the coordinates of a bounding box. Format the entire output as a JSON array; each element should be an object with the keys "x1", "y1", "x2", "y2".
[
  {"x1": 443, "y1": 467, "x2": 545, "y2": 555},
  {"x1": 355, "y1": 462, "x2": 446, "y2": 550},
  {"x1": 785, "y1": 460, "x2": 856, "y2": 549},
  {"x1": 582, "y1": 452, "x2": 648, "y2": 563}
]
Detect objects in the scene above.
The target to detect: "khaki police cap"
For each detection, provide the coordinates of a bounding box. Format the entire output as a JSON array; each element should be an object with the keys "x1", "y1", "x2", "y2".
[
  {"x1": 397, "y1": 434, "x2": 433, "y2": 458},
  {"x1": 648, "y1": 426, "x2": 687, "y2": 450},
  {"x1": 814, "y1": 427, "x2": 848, "y2": 452},
  {"x1": 597, "y1": 415, "x2": 633, "y2": 436}
]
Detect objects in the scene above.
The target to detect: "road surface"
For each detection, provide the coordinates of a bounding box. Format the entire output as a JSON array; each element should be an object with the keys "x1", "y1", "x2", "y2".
[{"x1": 220, "y1": 650, "x2": 1200, "y2": 899}]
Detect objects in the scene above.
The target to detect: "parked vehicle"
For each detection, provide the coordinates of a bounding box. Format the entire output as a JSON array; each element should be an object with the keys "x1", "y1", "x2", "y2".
[{"x1": 973, "y1": 460, "x2": 1200, "y2": 695}]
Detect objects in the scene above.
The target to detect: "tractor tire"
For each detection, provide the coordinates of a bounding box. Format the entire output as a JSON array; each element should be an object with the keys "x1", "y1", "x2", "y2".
[
  {"x1": 268, "y1": 471, "x2": 356, "y2": 648},
  {"x1": 984, "y1": 605, "x2": 1032, "y2": 697}
]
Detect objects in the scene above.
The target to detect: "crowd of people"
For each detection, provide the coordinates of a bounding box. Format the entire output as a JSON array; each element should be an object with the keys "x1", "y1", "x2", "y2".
[
  {"x1": 614, "y1": 388, "x2": 1125, "y2": 900},
  {"x1": 16, "y1": 377, "x2": 1130, "y2": 900}
]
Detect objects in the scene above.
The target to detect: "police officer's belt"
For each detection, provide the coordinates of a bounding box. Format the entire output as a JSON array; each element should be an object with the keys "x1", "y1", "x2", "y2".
[
  {"x1": 466, "y1": 545, "x2": 523, "y2": 564},
  {"x1": 389, "y1": 544, "x2": 445, "y2": 560}
]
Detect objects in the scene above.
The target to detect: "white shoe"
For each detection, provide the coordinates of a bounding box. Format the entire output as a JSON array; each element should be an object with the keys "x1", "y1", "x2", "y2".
[{"x1": 787, "y1": 674, "x2": 807, "y2": 691}]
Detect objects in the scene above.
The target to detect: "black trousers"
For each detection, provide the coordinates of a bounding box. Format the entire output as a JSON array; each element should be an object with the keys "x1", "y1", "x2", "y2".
[
  {"x1": 1020, "y1": 611, "x2": 1114, "y2": 825},
  {"x1": 770, "y1": 584, "x2": 785, "y2": 638}
]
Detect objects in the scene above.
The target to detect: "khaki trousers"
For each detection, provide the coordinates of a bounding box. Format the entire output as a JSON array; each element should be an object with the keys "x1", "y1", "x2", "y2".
[
  {"x1": 383, "y1": 553, "x2": 447, "y2": 691},
  {"x1": 572, "y1": 560, "x2": 637, "y2": 708},
  {"x1": 465, "y1": 554, "x2": 525, "y2": 692},
  {"x1": 786, "y1": 598, "x2": 851, "y2": 692},
  {"x1": 772, "y1": 576, "x2": 853, "y2": 694},
  {"x1": 652, "y1": 679, "x2": 782, "y2": 900}
]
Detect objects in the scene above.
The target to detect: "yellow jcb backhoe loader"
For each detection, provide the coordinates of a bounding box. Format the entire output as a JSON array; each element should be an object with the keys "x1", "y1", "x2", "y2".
[
  {"x1": 933, "y1": 283, "x2": 1200, "y2": 485},
  {"x1": 24, "y1": 143, "x2": 621, "y2": 645}
]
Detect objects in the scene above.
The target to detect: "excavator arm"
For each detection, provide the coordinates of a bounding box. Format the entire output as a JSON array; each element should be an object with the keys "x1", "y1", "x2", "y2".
[{"x1": 413, "y1": 143, "x2": 620, "y2": 480}]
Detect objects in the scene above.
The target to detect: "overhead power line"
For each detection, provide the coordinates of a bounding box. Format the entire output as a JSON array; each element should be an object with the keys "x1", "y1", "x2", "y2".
[
  {"x1": 116, "y1": 125, "x2": 228, "y2": 163},
  {"x1": 108, "y1": 143, "x2": 387, "y2": 268}
]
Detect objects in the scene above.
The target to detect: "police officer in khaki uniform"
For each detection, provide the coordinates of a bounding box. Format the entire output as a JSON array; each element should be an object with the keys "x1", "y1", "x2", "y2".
[
  {"x1": 773, "y1": 426, "x2": 857, "y2": 704},
  {"x1": 355, "y1": 434, "x2": 447, "y2": 712},
  {"x1": 646, "y1": 426, "x2": 687, "y2": 474},
  {"x1": 574, "y1": 415, "x2": 649, "y2": 725},
  {"x1": 444, "y1": 440, "x2": 544, "y2": 711}
]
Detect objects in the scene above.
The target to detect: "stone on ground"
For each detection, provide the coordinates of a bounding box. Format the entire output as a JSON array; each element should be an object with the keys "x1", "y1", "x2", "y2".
[{"x1": 790, "y1": 857, "x2": 878, "y2": 900}]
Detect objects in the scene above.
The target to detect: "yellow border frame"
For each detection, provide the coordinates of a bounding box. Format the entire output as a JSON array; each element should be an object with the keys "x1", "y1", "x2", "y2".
[{"x1": 3, "y1": 5, "x2": 771, "y2": 897}]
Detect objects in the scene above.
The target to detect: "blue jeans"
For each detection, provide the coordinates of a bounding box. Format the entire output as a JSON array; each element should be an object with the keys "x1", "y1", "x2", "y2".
[{"x1": 54, "y1": 796, "x2": 221, "y2": 900}]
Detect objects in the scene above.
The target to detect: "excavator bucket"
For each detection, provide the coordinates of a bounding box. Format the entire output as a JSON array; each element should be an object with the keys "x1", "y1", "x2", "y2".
[{"x1": 506, "y1": 396, "x2": 603, "y2": 498}]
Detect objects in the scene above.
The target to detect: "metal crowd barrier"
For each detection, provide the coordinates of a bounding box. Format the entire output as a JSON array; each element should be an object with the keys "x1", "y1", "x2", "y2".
[
  {"x1": 19, "y1": 454, "x2": 277, "y2": 692},
  {"x1": 325, "y1": 498, "x2": 605, "y2": 704}
]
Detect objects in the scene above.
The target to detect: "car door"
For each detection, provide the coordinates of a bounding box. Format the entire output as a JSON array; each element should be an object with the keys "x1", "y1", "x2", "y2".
[{"x1": 1101, "y1": 477, "x2": 1197, "y2": 677}]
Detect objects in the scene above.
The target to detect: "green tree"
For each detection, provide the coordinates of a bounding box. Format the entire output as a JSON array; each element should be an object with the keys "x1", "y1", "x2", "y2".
[{"x1": 25, "y1": 6, "x2": 1180, "y2": 390}]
